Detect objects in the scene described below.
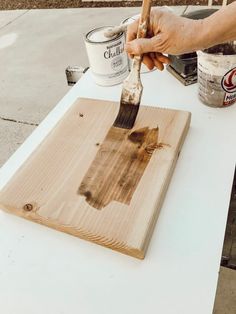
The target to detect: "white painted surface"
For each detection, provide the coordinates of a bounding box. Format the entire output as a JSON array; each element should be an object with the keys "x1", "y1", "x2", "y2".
[{"x1": 0, "y1": 68, "x2": 235, "y2": 314}]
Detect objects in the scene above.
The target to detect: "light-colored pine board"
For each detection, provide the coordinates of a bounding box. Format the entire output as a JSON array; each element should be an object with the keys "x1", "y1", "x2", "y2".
[{"x1": 0, "y1": 98, "x2": 191, "y2": 259}]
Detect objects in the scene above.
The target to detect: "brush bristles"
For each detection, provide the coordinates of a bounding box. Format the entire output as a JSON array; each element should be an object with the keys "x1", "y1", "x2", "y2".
[{"x1": 113, "y1": 102, "x2": 140, "y2": 129}]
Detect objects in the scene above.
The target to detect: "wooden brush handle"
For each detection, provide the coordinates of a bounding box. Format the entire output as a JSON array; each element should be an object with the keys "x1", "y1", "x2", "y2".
[
  {"x1": 131, "y1": 0, "x2": 152, "y2": 70},
  {"x1": 137, "y1": 0, "x2": 152, "y2": 40}
]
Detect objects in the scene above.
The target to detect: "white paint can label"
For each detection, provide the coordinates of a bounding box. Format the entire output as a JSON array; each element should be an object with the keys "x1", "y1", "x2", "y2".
[{"x1": 85, "y1": 26, "x2": 129, "y2": 86}]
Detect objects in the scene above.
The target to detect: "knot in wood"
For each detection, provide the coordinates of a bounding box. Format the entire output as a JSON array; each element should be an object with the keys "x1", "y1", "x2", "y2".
[{"x1": 23, "y1": 203, "x2": 33, "y2": 211}]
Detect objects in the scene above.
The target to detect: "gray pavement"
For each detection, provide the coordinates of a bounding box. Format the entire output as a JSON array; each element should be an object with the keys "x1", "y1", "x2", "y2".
[
  {"x1": 0, "y1": 10, "x2": 28, "y2": 28},
  {"x1": 0, "y1": 119, "x2": 35, "y2": 166}
]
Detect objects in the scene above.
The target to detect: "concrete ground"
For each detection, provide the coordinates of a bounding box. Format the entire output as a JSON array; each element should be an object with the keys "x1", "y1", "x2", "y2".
[
  {"x1": 0, "y1": 6, "x2": 235, "y2": 313},
  {"x1": 213, "y1": 266, "x2": 236, "y2": 314}
]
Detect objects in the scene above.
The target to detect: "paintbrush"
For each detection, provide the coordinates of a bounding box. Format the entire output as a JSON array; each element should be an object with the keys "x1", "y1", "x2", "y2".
[{"x1": 113, "y1": 0, "x2": 152, "y2": 129}]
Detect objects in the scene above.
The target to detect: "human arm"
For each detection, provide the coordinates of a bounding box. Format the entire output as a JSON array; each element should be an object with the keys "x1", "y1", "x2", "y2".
[{"x1": 125, "y1": 3, "x2": 236, "y2": 70}]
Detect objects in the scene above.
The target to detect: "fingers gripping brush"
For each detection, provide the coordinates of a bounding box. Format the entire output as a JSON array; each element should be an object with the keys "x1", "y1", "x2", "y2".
[{"x1": 113, "y1": 0, "x2": 152, "y2": 129}]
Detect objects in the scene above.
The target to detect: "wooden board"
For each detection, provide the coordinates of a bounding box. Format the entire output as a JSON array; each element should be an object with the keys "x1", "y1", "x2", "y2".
[{"x1": 0, "y1": 98, "x2": 191, "y2": 259}]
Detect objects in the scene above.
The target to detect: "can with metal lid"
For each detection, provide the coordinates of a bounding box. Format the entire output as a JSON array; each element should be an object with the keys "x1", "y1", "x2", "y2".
[
  {"x1": 65, "y1": 66, "x2": 88, "y2": 86},
  {"x1": 85, "y1": 26, "x2": 129, "y2": 86},
  {"x1": 197, "y1": 43, "x2": 236, "y2": 108}
]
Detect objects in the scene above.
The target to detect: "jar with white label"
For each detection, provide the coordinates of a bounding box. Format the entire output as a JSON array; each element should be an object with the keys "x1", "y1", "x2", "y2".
[
  {"x1": 197, "y1": 43, "x2": 236, "y2": 108},
  {"x1": 85, "y1": 26, "x2": 129, "y2": 86}
]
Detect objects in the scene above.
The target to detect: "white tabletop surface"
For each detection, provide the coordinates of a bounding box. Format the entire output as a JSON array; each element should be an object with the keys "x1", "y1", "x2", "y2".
[{"x1": 0, "y1": 69, "x2": 235, "y2": 314}]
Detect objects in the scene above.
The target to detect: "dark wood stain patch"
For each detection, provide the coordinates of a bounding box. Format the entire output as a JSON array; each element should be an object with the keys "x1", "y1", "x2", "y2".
[{"x1": 78, "y1": 126, "x2": 159, "y2": 210}]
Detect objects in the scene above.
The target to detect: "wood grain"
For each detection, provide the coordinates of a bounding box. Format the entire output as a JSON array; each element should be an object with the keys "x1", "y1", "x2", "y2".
[
  {"x1": 0, "y1": 98, "x2": 191, "y2": 259},
  {"x1": 79, "y1": 126, "x2": 159, "y2": 209}
]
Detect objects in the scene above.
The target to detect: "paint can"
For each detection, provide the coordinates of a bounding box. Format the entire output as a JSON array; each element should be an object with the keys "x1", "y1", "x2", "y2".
[
  {"x1": 85, "y1": 26, "x2": 129, "y2": 86},
  {"x1": 197, "y1": 43, "x2": 236, "y2": 107},
  {"x1": 65, "y1": 66, "x2": 88, "y2": 86},
  {"x1": 121, "y1": 15, "x2": 155, "y2": 74}
]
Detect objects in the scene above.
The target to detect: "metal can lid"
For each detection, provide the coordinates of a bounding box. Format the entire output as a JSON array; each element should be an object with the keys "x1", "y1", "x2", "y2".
[
  {"x1": 121, "y1": 14, "x2": 139, "y2": 25},
  {"x1": 86, "y1": 26, "x2": 122, "y2": 44},
  {"x1": 66, "y1": 66, "x2": 85, "y2": 73}
]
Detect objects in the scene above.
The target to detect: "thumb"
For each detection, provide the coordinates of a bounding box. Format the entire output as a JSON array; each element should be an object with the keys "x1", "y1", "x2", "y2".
[
  {"x1": 125, "y1": 36, "x2": 162, "y2": 55},
  {"x1": 125, "y1": 38, "x2": 154, "y2": 55}
]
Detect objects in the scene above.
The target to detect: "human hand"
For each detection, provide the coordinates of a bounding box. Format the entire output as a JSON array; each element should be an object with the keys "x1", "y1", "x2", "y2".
[{"x1": 125, "y1": 7, "x2": 203, "y2": 71}]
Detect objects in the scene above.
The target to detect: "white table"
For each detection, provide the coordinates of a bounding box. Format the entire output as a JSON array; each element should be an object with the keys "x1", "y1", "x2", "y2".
[{"x1": 0, "y1": 69, "x2": 235, "y2": 314}]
